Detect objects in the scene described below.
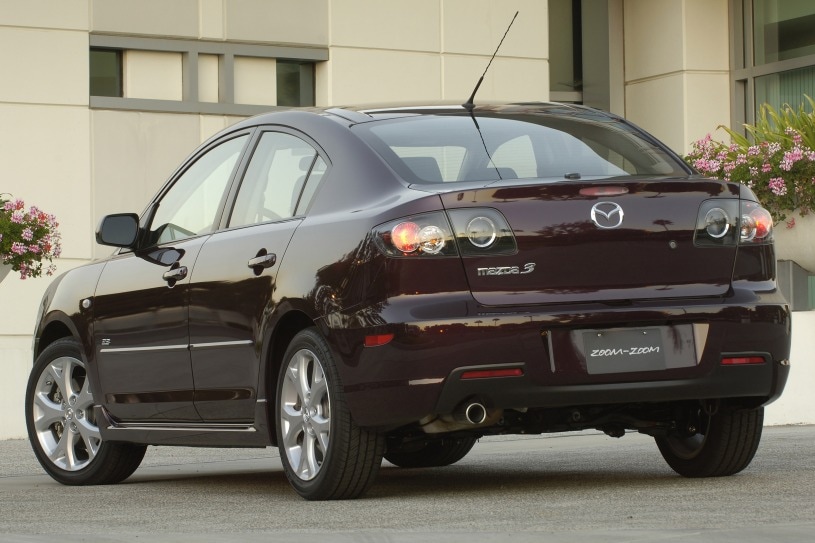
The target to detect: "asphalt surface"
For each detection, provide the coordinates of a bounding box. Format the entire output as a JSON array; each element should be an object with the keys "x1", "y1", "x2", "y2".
[{"x1": 1, "y1": 426, "x2": 813, "y2": 543}]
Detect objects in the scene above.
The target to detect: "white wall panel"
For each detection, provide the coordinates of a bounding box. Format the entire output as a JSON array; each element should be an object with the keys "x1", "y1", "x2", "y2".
[
  {"x1": 331, "y1": 0, "x2": 440, "y2": 51},
  {"x1": 124, "y1": 50, "x2": 183, "y2": 101},
  {"x1": 0, "y1": 0, "x2": 88, "y2": 31},
  {"x1": 226, "y1": 0, "x2": 328, "y2": 45},
  {"x1": 91, "y1": 0, "x2": 199, "y2": 38},
  {"x1": 0, "y1": 27, "x2": 87, "y2": 105},
  {"x1": 0, "y1": 104, "x2": 91, "y2": 260},
  {"x1": 234, "y1": 57, "x2": 276, "y2": 106},
  {"x1": 326, "y1": 48, "x2": 441, "y2": 104},
  {"x1": 442, "y1": 0, "x2": 547, "y2": 59}
]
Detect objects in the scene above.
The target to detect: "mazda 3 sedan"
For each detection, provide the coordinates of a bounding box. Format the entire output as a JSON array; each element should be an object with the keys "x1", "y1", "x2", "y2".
[{"x1": 27, "y1": 103, "x2": 790, "y2": 500}]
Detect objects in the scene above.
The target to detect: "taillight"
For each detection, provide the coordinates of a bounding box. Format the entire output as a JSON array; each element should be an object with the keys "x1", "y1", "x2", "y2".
[
  {"x1": 374, "y1": 212, "x2": 457, "y2": 257},
  {"x1": 739, "y1": 201, "x2": 773, "y2": 243},
  {"x1": 373, "y1": 208, "x2": 517, "y2": 257},
  {"x1": 447, "y1": 208, "x2": 516, "y2": 255},
  {"x1": 390, "y1": 222, "x2": 421, "y2": 253},
  {"x1": 695, "y1": 200, "x2": 739, "y2": 246},
  {"x1": 694, "y1": 199, "x2": 773, "y2": 246}
]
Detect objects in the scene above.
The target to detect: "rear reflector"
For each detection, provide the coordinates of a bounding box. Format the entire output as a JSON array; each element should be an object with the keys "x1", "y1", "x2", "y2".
[
  {"x1": 364, "y1": 334, "x2": 394, "y2": 347},
  {"x1": 721, "y1": 356, "x2": 765, "y2": 365},
  {"x1": 460, "y1": 368, "x2": 524, "y2": 380}
]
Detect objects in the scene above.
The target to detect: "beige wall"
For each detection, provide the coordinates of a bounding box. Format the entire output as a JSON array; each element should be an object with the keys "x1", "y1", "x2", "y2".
[
  {"x1": 321, "y1": 0, "x2": 549, "y2": 105},
  {"x1": 623, "y1": 0, "x2": 730, "y2": 154}
]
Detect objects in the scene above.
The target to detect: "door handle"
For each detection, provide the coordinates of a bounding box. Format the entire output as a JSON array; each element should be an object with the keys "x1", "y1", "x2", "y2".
[
  {"x1": 247, "y1": 253, "x2": 276, "y2": 270},
  {"x1": 162, "y1": 265, "x2": 188, "y2": 282}
]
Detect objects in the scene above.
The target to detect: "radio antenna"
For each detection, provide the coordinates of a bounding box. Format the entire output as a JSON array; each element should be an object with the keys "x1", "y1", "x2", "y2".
[{"x1": 462, "y1": 11, "x2": 519, "y2": 112}]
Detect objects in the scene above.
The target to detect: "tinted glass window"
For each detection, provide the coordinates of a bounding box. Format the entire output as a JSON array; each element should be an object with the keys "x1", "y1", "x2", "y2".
[
  {"x1": 149, "y1": 134, "x2": 248, "y2": 245},
  {"x1": 294, "y1": 156, "x2": 327, "y2": 215},
  {"x1": 90, "y1": 48, "x2": 122, "y2": 97},
  {"x1": 229, "y1": 132, "x2": 318, "y2": 227},
  {"x1": 354, "y1": 111, "x2": 687, "y2": 183}
]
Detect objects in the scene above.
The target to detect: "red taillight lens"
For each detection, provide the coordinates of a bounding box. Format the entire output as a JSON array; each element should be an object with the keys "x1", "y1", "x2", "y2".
[
  {"x1": 460, "y1": 368, "x2": 524, "y2": 379},
  {"x1": 721, "y1": 356, "x2": 765, "y2": 365},
  {"x1": 391, "y1": 222, "x2": 421, "y2": 253},
  {"x1": 741, "y1": 206, "x2": 773, "y2": 242},
  {"x1": 364, "y1": 333, "x2": 394, "y2": 347}
]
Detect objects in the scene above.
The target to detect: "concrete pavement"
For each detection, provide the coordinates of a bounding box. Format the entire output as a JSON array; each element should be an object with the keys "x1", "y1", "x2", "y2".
[{"x1": 1, "y1": 426, "x2": 813, "y2": 542}]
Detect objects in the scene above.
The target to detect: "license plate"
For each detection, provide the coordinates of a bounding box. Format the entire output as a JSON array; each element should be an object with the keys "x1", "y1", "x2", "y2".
[{"x1": 582, "y1": 327, "x2": 666, "y2": 375}]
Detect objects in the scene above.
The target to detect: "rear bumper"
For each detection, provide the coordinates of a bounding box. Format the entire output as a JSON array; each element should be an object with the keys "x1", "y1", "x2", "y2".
[
  {"x1": 433, "y1": 358, "x2": 790, "y2": 413},
  {"x1": 325, "y1": 290, "x2": 791, "y2": 428}
]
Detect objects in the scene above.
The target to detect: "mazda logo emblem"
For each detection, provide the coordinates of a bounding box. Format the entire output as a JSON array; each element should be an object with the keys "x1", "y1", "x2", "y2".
[{"x1": 590, "y1": 202, "x2": 624, "y2": 229}]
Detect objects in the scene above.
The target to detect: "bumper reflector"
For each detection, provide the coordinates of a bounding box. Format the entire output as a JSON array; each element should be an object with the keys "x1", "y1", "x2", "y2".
[
  {"x1": 460, "y1": 368, "x2": 524, "y2": 380},
  {"x1": 364, "y1": 334, "x2": 394, "y2": 348},
  {"x1": 721, "y1": 356, "x2": 765, "y2": 365}
]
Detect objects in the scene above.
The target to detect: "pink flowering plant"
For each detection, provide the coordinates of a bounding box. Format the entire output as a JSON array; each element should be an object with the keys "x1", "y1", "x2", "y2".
[
  {"x1": 0, "y1": 194, "x2": 62, "y2": 279},
  {"x1": 685, "y1": 97, "x2": 815, "y2": 226}
]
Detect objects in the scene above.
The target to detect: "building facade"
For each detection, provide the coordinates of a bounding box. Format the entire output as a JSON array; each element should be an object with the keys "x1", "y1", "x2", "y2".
[{"x1": 1, "y1": 0, "x2": 813, "y2": 438}]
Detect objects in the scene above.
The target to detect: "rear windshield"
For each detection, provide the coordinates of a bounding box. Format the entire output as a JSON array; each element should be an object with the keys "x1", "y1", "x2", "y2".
[{"x1": 353, "y1": 111, "x2": 688, "y2": 184}]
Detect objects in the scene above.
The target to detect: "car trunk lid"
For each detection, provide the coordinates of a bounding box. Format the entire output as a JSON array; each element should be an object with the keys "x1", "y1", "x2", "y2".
[{"x1": 440, "y1": 178, "x2": 740, "y2": 306}]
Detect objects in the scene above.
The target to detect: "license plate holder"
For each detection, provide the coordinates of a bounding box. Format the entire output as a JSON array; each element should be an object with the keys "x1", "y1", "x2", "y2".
[{"x1": 582, "y1": 327, "x2": 667, "y2": 375}]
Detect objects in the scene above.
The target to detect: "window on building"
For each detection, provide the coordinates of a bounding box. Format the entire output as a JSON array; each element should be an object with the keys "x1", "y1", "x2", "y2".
[
  {"x1": 276, "y1": 61, "x2": 315, "y2": 107},
  {"x1": 88, "y1": 36, "x2": 327, "y2": 115},
  {"x1": 732, "y1": 0, "x2": 815, "y2": 125},
  {"x1": 90, "y1": 48, "x2": 122, "y2": 97},
  {"x1": 548, "y1": 0, "x2": 583, "y2": 103}
]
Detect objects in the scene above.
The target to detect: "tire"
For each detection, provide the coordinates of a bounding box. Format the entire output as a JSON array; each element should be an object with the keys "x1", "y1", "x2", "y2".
[
  {"x1": 25, "y1": 338, "x2": 146, "y2": 485},
  {"x1": 385, "y1": 436, "x2": 477, "y2": 468},
  {"x1": 276, "y1": 328, "x2": 385, "y2": 500},
  {"x1": 656, "y1": 403, "x2": 764, "y2": 478}
]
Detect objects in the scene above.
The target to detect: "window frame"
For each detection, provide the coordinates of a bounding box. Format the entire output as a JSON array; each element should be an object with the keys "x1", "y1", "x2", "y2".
[
  {"x1": 730, "y1": 0, "x2": 815, "y2": 130},
  {"x1": 89, "y1": 35, "x2": 326, "y2": 116}
]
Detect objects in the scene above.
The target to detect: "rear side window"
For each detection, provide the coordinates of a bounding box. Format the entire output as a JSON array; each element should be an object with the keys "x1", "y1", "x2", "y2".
[
  {"x1": 354, "y1": 111, "x2": 687, "y2": 184},
  {"x1": 229, "y1": 131, "x2": 322, "y2": 227}
]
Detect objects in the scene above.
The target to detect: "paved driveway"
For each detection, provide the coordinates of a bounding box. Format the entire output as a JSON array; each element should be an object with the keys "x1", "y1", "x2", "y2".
[{"x1": 1, "y1": 426, "x2": 813, "y2": 542}]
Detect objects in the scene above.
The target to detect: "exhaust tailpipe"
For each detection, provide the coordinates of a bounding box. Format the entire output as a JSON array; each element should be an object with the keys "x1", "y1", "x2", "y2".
[{"x1": 458, "y1": 402, "x2": 487, "y2": 425}]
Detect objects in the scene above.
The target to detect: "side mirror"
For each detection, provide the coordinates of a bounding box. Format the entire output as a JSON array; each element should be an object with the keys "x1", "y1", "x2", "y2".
[{"x1": 96, "y1": 213, "x2": 140, "y2": 248}]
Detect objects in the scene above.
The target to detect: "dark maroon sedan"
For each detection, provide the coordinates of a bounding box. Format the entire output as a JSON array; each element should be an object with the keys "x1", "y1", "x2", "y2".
[{"x1": 26, "y1": 103, "x2": 790, "y2": 500}]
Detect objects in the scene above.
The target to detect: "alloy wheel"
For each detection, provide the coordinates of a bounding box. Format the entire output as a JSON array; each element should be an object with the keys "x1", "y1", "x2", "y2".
[
  {"x1": 279, "y1": 348, "x2": 331, "y2": 481},
  {"x1": 31, "y1": 355, "x2": 101, "y2": 472}
]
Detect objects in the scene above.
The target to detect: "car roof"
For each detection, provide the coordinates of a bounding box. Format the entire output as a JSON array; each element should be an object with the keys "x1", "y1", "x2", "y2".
[{"x1": 231, "y1": 101, "x2": 619, "y2": 130}]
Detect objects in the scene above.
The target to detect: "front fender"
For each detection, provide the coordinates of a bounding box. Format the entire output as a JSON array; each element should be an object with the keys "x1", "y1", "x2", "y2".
[{"x1": 33, "y1": 261, "x2": 107, "y2": 366}]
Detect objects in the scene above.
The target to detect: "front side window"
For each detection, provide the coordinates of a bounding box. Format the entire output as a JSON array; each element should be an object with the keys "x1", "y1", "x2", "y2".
[
  {"x1": 148, "y1": 134, "x2": 248, "y2": 245},
  {"x1": 229, "y1": 132, "x2": 320, "y2": 227}
]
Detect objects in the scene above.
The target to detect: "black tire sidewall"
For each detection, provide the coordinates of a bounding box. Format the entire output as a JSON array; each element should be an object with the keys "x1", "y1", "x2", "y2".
[
  {"x1": 275, "y1": 328, "x2": 345, "y2": 498},
  {"x1": 656, "y1": 406, "x2": 763, "y2": 477}
]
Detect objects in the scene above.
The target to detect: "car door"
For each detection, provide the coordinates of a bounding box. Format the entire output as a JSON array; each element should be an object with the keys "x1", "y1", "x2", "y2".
[
  {"x1": 93, "y1": 133, "x2": 251, "y2": 422},
  {"x1": 189, "y1": 129, "x2": 328, "y2": 422}
]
